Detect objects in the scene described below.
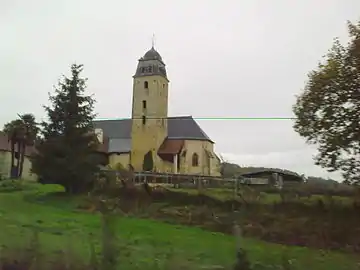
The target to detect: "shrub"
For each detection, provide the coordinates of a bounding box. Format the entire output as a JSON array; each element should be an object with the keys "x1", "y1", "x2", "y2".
[{"x1": 0, "y1": 179, "x2": 25, "y2": 192}]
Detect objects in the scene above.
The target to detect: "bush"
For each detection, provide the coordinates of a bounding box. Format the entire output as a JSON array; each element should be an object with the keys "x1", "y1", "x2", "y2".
[
  {"x1": 0, "y1": 179, "x2": 36, "y2": 193},
  {"x1": 0, "y1": 179, "x2": 25, "y2": 192}
]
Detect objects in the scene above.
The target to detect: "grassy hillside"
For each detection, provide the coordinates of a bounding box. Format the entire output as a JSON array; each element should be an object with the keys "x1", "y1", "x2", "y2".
[
  {"x1": 0, "y1": 181, "x2": 359, "y2": 269},
  {"x1": 220, "y1": 163, "x2": 306, "y2": 178}
]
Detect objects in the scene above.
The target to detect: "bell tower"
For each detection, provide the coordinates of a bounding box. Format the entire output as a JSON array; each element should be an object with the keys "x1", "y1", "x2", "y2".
[{"x1": 130, "y1": 45, "x2": 169, "y2": 171}]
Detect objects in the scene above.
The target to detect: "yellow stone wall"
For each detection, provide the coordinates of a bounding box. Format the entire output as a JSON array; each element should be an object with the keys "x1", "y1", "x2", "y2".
[
  {"x1": 157, "y1": 159, "x2": 173, "y2": 173},
  {"x1": 130, "y1": 75, "x2": 169, "y2": 171},
  {"x1": 22, "y1": 155, "x2": 36, "y2": 180},
  {"x1": 108, "y1": 153, "x2": 130, "y2": 169},
  {"x1": 148, "y1": 140, "x2": 220, "y2": 176},
  {"x1": 0, "y1": 151, "x2": 36, "y2": 180},
  {"x1": 178, "y1": 140, "x2": 221, "y2": 176}
]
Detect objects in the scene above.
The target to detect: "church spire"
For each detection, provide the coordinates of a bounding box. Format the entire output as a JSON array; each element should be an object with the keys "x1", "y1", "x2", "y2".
[
  {"x1": 133, "y1": 40, "x2": 167, "y2": 79},
  {"x1": 152, "y1": 34, "x2": 156, "y2": 49}
]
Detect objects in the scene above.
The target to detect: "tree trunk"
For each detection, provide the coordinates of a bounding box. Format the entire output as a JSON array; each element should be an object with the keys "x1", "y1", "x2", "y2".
[
  {"x1": 19, "y1": 142, "x2": 26, "y2": 178},
  {"x1": 10, "y1": 141, "x2": 15, "y2": 179},
  {"x1": 15, "y1": 142, "x2": 21, "y2": 178}
]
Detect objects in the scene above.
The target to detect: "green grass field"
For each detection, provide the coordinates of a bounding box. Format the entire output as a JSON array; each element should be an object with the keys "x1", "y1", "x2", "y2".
[{"x1": 0, "y1": 182, "x2": 359, "y2": 269}]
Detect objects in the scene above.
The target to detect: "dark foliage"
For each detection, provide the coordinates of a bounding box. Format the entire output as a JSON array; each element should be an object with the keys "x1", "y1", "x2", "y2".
[
  {"x1": 3, "y1": 114, "x2": 39, "y2": 179},
  {"x1": 31, "y1": 64, "x2": 99, "y2": 193},
  {"x1": 142, "y1": 150, "x2": 154, "y2": 172},
  {"x1": 220, "y1": 162, "x2": 242, "y2": 178},
  {"x1": 292, "y1": 21, "x2": 360, "y2": 184}
]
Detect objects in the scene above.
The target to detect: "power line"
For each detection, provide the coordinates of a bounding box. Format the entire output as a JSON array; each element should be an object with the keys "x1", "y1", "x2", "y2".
[{"x1": 94, "y1": 117, "x2": 297, "y2": 121}]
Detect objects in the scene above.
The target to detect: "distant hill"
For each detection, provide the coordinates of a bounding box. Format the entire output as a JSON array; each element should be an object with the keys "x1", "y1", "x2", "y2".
[
  {"x1": 306, "y1": 176, "x2": 337, "y2": 185},
  {"x1": 220, "y1": 162, "x2": 341, "y2": 183},
  {"x1": 220, "y1": 162, "x2": 354, "y2": 194}
]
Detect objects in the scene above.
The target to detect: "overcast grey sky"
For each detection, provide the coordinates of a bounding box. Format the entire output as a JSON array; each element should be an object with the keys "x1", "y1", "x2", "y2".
[{"x1": 1, "y1": 0, "x2": 359, "y2": 179}]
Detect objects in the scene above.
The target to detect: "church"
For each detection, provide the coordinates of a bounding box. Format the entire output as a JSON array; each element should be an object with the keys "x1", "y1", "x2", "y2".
[{"x1": 93, "y1": 46, "x2": 221, "y2": 176}]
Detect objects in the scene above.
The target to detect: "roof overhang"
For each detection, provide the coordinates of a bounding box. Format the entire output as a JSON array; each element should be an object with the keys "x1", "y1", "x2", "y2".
[
  {"x1": 167, "y1": 137, "x2": 214, "y2": 144},
  {"x1": 158, "y1": 139, "x2": 184, "y2": 155}
]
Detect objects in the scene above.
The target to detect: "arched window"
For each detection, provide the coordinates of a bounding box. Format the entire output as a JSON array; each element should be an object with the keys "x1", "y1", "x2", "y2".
[
  {"x1": 144, "y1": 81, "x2": 148, "y2": 89},
  {"x1": 192, "y1": 153, "x2": 199, "y2": 167}
]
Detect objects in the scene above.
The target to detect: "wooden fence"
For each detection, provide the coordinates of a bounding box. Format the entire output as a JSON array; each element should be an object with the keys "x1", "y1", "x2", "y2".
[{"x1": 97, "y1": 169, "x2": 278, "y2": 196}]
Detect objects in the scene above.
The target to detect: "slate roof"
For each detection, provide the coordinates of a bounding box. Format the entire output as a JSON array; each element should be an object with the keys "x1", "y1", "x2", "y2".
[
  {"x1": 93, "y1": 118, "x2": 132, "y2": 139},
  {"x1": 108, "y1": 138, "x2": 131, "y2": 153},
  {"x1": 134, "y1": 47, "x2": 168, "y2": 79},
  {"x1": 93, "y1": 116, "x2": 213, "y2": 153},
  {"x1": 143, "y1": 47, "x2": 163, "y2": 61},
  {"x1": 158, "y1": 139, "x2": 184, "y2": 155}
]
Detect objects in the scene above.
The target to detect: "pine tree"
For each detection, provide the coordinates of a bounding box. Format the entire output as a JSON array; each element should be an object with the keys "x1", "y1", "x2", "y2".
[
  {"x1": 293, "y1": 20, "x2": 360, "y2": 184},
  {"x1": 31, "y1": 64, "x2": 99, "y2": 193}
]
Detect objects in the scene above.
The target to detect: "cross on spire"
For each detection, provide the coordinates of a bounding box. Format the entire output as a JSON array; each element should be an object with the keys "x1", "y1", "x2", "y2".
[{"x1": 152, "y1": 34, "x2": 156, "y2": 49}]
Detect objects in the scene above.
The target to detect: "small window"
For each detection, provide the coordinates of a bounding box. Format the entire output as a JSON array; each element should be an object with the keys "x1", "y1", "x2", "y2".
[
  {"x1": 144, "y1": 81, "x2": 148, "y2": 89},
  {"x1": 163, "y1": 84, "x2": 165, "y2": 88},
  {"x1": 141, "y1": 67, "x2": 145, "y2": 73},
  {"x1": 142, "y1": 100, "x2": 147, "y2": 109},
  {"x1": 142, "y1": 116, "x2": 146, "y2": 125},
  {"x1": 192, "y1": 153, "x2": 199, "y2": 167}
]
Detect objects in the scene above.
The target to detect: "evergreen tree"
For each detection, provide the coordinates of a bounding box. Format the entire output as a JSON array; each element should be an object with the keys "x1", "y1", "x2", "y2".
[
  {"x1": 31, "y1": 64, "x2": 99, "y2": 193},
  {"x1": 293, "y1": 21, "x2": 360, "y2": 184}
]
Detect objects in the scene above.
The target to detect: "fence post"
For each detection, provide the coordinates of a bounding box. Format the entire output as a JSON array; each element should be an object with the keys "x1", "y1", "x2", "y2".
[
  {"x1": 233, "y1": 178, "x2": 239, "y2": 200},
  {"x1": 197, "y1": 177, "x2": 199, "y2": 193}
]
